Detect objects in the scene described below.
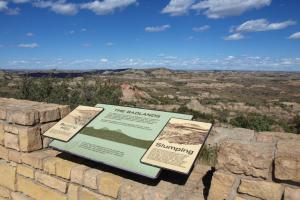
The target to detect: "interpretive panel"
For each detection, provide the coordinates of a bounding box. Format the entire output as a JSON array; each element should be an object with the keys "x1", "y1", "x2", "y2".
[
  {"x1": 141, "y1": 118, "x2": 212, "y2": 174},
  {"x1": 49, "y1": 104, "x2": 192, "y2": 179},
  {"x1": 43, "y1": 106, "x2": 103, "y2": 142}
]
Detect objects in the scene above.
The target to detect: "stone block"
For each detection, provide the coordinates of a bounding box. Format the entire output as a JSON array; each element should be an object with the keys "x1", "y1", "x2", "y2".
[
  {"x1": 38, "y1": 104, "x2": 60, "y2": 123},
  {"x1": 35, "y1": 171, "x2": 68, "y2": 193},
  {"x1": 68, "y1": 184, "x2": 79, "y2": 200},
  {"x1": 284, "y1": 187, "x2": 300, "y2": 200},
  {"x1": 206, "y1": 127, "x2": 255, "y2": 147},
  {"x1": 71, "y1": 165, "x2": 89, "y2": 184},
  {"x1": 8, "y1": 150, "x2": 22, "y2": 163},
  {"x1": 40, "y1": 122, "x2": 57, "y2": 134},
  {"x1": 59, "y1": 105, "x2": 71, "y2": 118},
  {"x1": 0, "y1": 107, "x2": 6, "y2": 120},
  {"x1": 56, "y1": 159, "x2": 79, "y2": 179},
  {"x1": 42, "y1": 137, "x2": 53, "y2": 148},
  {"x1": 0, "y1": 186, "x2": 10, "y2": 199},
  {"x1": 11, "y1": 192, "x2": 34, "y2": 200},
  {"x1": 21, "y1": 150, "x2": 59, "y2": 169},
  {"x1": 238, "y1": 179, "x2": 283, "y2": 200},
  {"x1": 217, "y1": 140, "x2": 274, "y2": 179},
  {"x1": 275, "y1": 141, "x2": 300, "y2": 182},
  {"x1": 4, "y1": 132, "x2": 19, "y2": 151},
  {"x1": 79, "y1": 187, "x2": 110, "y2": 200},
  {"x1": 98, "y1": 172, "x2": 122, "y2": 198},
  {"x1": 17, "y1": 164, "x2": 35, "y2": 179},
  {"x1": 257, "y1": 131, "x2": 300, "y2": 143},
  {"x1": 0, "y1": 145, "x2": 8, "y2": 160},
  {"x1": 0, "y1": 122, "x2": 4, "y2": 145},
  {"x1": 17, "y1": 175, "x2": 67, "y2": 200},
  {"x1": 43, "y1": 157, "x2": 59, "y2": 175},
  {"x1": 0, "y1": 161, "x2": 16, "y2": 190},
  {"x1": 143, "y1": 180, "x2": 177, "y2": 200},
  {"x1": 207, "y1": 171, "x2": 236, "y2": 200},
  {"x1": 83, "y1": 169, "x2": 102, "y2": 190},
  {"x1": 6, "y1": 108, "x2": 39, "y2": 126},
  {"x1": 119, "y1": 179, "x2": 146, "y2": 200},
  {"x1": 19, "y1": 127, "x2": 42, "y2": 152}
]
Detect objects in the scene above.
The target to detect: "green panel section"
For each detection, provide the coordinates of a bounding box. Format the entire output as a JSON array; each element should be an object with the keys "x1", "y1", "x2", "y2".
[{"x1": 50, "y1": 104, "x2": 193, "y2": 179}]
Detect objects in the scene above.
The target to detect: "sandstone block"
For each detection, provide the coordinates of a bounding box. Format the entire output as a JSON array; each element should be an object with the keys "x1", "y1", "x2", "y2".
[
  {"x1": 71, "y1": 165, "x2": 89, "y2": 184},
  {"x1": 43, "y1": 157, "x2": 59, "y2": 175},
  {"x1": 4, "y1": 132, "x2": 19, "y2": 151},
  {"x1": 38, "y1": 105, "x2": 60, "y2": 123},
  {"x1": 17, "y1": 175, "x2": 67, "y2": 200},
  {"x1": 0, "y1": 122, "x2": 4, "y2": 145},
  {"x1": 59, "y1": 105, "x2": 71, "y2": 118},
  {"x1": 275, "y1": 141, "x2": 300, "y2": 183},
  {"x1": 8, "y1": 150, "x2": 22, "y2": 163},
  {"x1": 119, "y1": 179, "x2": 146, "y2": 200},
  {"x1": 6, "y1": 108, "x2": 39, "y2": 126},
  {"x1": 98, "y1": 172, "x2": 122, "y2": 198},
  {"x1": 35, "y1": 171, "x2": 68, "y2": 193},
  {"x1": 234, "y1": 197, "x2": 247, "y2": 200},
  {"x1": 79, "y1": 187, "x2": 111, "y2": 200},
  {"x1": 208, "y1": 171, "x2": 236, "y2": 200},
  {"x1": 238, "y1": 179, "x2": 283, "y2": 200},
  {"x1": 56, "y1": 159, "x2": 79, "y2": 179},
  {"x1": 40, "y1": 122, "x2": 57, "y2": 134},
  {"x1": 206, "y1": 127, "x2": 255, "y2": 147},
  {"x1": 17, "y1": 164, "x2": 34, "y2": 179},
  {"x1": 284, "y1": 187, "x2": 300, "y2": 200},
  {"x1": 0, "y1": 145, "x2": 8, "y2": 160},
  {"x1": 0, "y1": 107, "x2": 6, "y2": 120},
  {"x1": 83, "y1": 169, "x2": 102, "y2": 190},
  {"x1": 0, "y1": 186, "x2": 10, "y2": 198},
  {"x1": 21, "y1": 150, "x2": 59, "y2": 169},
  {"x1": 11, "y1": 192, "x2": 34, "y2": 200},
  {"x1": 68, "y1": 184, "x2": 79, "y2": 200},
  {"x1": 0, "y1": 161, "x2": 16, "y2": 190},
  {"x1": 217, "y1": 140, "x2": 274, "y2": 178},
  {"x1": 257, "y1": 131, "x2": 300, "y2": 143},
  {"x1": 42, "y1": 137, "x2": 53, "y2": 148},
  {"x1": 143, "y1": 180, "x2": 177, "y2": 200},
  {"x1": 19, "y1": 127, "x2": 42, "y2": 152}
]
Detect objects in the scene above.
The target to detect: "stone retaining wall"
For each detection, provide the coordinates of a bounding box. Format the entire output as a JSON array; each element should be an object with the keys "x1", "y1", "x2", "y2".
[{"x1": 0, "y1": 98, "x2": 299, "y2": 200}]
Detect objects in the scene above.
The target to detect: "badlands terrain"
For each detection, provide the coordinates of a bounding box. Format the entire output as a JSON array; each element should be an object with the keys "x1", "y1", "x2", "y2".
[{"x1": 0, "y1": 68, "x2": 299, "y2": 134}]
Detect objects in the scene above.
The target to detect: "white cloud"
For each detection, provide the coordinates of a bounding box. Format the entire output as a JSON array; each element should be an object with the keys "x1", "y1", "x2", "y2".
[
  {"x1": 82, "y1": 43, "x2": 92, "y2": 48},
  {"x1": 192, "y1": 25, "x2": 210, "y2": 32},
  {"x1": 81, "y1": 0, "x2": 136, "y2": 15},
  {"x1": 191, "y1": 0, "x2": 271, "y2": 19},
  {"x1": 18, "y1": 42, "x2": 39, "y2": 48},
  {"x1": 26, "y1": 32, "x2": 34, "y2": 37},
  {"x1": 33, "y1": 0, "x2": 78, "y2": 15},
  {"x1": 0, "y1": 0, "x2": 19, "y2": 15},
  {"x1": 105, "y1": 42, "x2": 115, "y2": 47},
  {"x1": 162, "y1": 0, "x2": 195, "y2": 16},
  {"x1": 100, "y1": 58, "x2": 109, "y2": 63},
  {"x1": 288, "y1": 32, "x2": 300, "y2": 40},
  {"x1": 233, "y1": 19, "x2": 297, "y2": 32},
  {"x1": 145, "y1": 24, "x2": 171, "y2": 32},
  {"x1": 223, "y1": 33, "x2": 244, "y2": 41},
  {"x1": 68, "y1": 30, "x2": 75, "y2": 34},
  {"x1": 11, "y1": 0, "x2": 31, "y2": 3}
]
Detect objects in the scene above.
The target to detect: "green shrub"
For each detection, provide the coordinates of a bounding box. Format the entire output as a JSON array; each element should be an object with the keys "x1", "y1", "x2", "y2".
[
  {"x1": 177, "y1": 106, "x2": 215, "y2": 123},
  {"x1": 230, "y1": 113, "x2": 274, "y2": 132},
  {"x1": 198, "y1": 145, "x2": 217, "y2": 166}
]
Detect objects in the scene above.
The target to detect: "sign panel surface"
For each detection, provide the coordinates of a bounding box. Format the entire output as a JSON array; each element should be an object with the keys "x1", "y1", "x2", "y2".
[
  {"x1": 141, "y1": 118, "x2": 212, "y2": 174},
  {"x1": 43, "y1": 106, "x2": 103, "y2": 142},
  {"x1": 50, "y1": 104, "x2": 192, "y2": 178}
]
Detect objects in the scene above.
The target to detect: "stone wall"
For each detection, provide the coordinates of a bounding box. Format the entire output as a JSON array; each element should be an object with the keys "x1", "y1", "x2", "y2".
[
  {"x1": 0, "y1": 98, "x2": 299, "y2": 200},
  {"x1": 207, "y1": 128, "x2": 300, "y2": 200},
  {"x1": 0, "y1": 98, "x2": 209, "y2": 200}
]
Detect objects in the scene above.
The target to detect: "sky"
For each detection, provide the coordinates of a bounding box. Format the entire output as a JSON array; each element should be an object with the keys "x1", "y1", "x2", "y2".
[{"x1": 0, "y1": 0, "x2": 300, "y2": 71}]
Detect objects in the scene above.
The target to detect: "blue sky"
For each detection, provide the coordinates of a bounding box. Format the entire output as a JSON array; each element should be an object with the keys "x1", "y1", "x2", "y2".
[{"x1": 0, "y1": 0, "x2": 300, "y2": 71}]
